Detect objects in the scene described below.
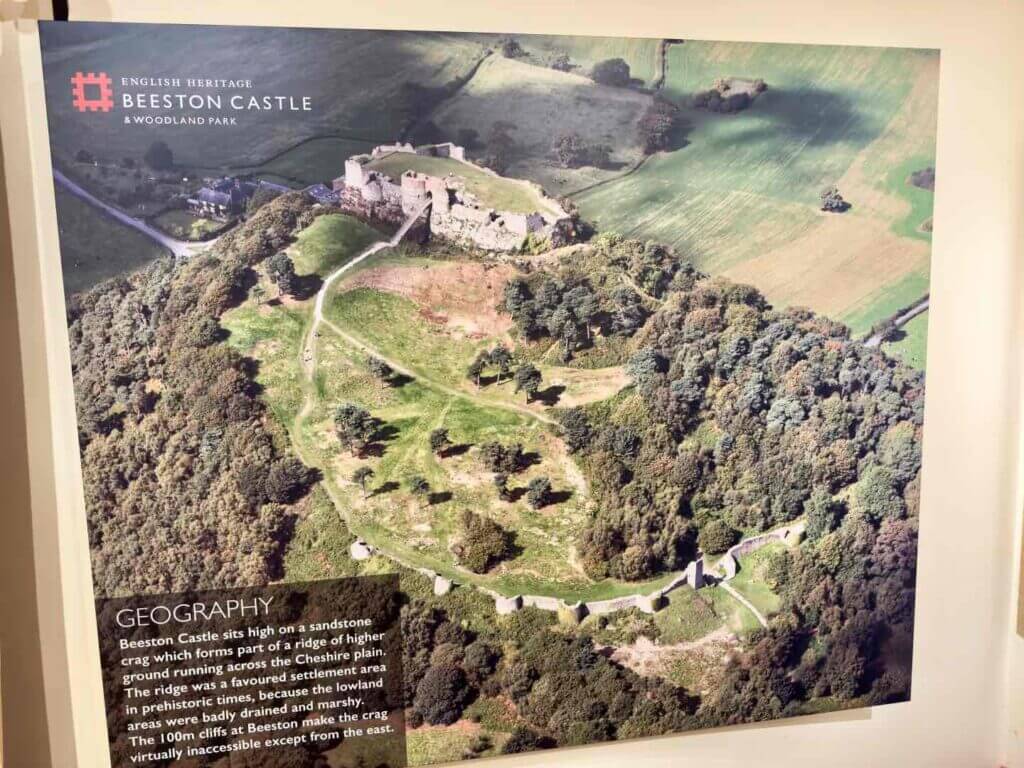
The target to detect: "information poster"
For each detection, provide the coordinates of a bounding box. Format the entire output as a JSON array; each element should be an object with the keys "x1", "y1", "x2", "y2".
[{"x1": 39, "y1": 21, "x2": 937, "y2": 766}]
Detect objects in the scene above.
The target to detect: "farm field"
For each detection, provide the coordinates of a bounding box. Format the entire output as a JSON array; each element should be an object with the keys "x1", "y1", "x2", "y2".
[
  {"x1": 428, "y1": 54, "x2": 651, "y2": 194},
  {"x1": 883, "y1": 309, "x2": 929, "y2": 369},
  {"x1": 573, "y1": 41, "x2": 937, "y2": 339},
  {"x1": 54, "y1": 187, "x2": 169, "y2": 294},
  {"x1": 513, "y1": 33, "x2": 663, "y2": 86},
  {"x1": 366, "y1": 151, "x2": 556, "y2": 215}
]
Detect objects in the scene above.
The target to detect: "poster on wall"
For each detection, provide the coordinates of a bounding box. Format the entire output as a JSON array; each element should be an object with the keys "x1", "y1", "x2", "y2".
[{"x1": 39, "y1": 20, "x2": 936, "y2": 766}]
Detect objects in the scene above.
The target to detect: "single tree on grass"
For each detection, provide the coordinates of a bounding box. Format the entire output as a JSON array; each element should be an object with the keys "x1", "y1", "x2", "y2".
[
  {"x1": 367, "y1": 356, "x2": 393, "y2": 386},
  {"x1": 267, "y1": 252, "x2": 297, "y2": 297},
  {"x1": 820, "y1": 185, "x2": 850, "y2": 213},
  {"x1": 456, "y1": 510, "x2": 514, "y2": 573},
  {"x1": 467, "y1": 354, "x2": 486, "y2": 389},
  {"x1": 526, "y1": 476, "x2": 553, "y2": 509},
  {"x1": 351, "y1": 466, "x2": 375, "y2": 498},
  {"x1": 334, "y1": 403, "x2": 376, "y2": 457},
  {"x1": 408, "y1": 475, "x2": 430, "y2": 497},
  {"x1": 514, "y1": 363, "x2": 543, "y2": 403},
  {"x1": 488, "y1": 345, "x2": 512, "y2": 383},
  {"x1": 429, "y1": 428, "x2": 452, "y2": 457},
  {"x1": 493, "y1": 472, "x2": 512, "y2": 502}
]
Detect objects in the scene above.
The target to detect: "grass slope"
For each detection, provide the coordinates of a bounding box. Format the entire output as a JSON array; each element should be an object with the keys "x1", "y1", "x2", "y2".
[
  {"x1": 55, "y1": 187, "x2": 169, "y2": 295},
  {"x1": 290, "y1": 213, "x2": 382, "y2": 277},
  {"x1": 882, "y1": 309, "x2": 929, "y2": 369}
]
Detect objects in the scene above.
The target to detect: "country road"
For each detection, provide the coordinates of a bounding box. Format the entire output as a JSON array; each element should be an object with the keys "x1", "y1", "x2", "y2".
[
  {"x1": 864, "y1": 296, "x2": 930, "y2": 348},
  {"x1": 53, "y1": 168, "x2": 209, "y2": 259}
]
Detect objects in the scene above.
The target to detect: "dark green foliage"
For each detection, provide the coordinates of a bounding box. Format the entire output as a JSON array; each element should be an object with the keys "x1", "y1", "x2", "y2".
[
  {"x1": 413, "y1": 665, "x2": 470, "y2": 725},
  {"x1": 351, "y1": 466, "x2": 374, "y2": 498},
  {"x1": 560, "y1": 407, "x2": 592, "y2": 453},
  {"x1": 333, "y1": 403, "x2": 376, "y2": 456},
  {"x1": 455, "y1": 511, "x2": 514, "y2": 573},
  {"x1": 429, "y1": 427, "x2": 451, "y2": 455},
  {"x1": 591, "y1": 57, "x2": 631, "y2": 87},
  {"x1": 143, "y1": 140, "x2": 173, "y2": 170},
  {"x1": 69, "y1": 194, "x2": 318, "y2": 597},
  {"x1": 501, "y1": 727, "x2": 544, "y2": 754},
  {"x1": 638, "y1": 98, "x2": 683, "y2": 154},
  {"x1": 697, "y1": 519, "x2": 740, "y2": 555},
  {"x1": 526, "y1": 476, "x2": 552, "y2": 509},
  {"x1": 246, "y1": 185, "x2": 282, "y2": 215},
  {"x1": 804, "y1": 489, "x2": 844, "y2": 540},
  {"x1": 514, "y1": 363, "x2": 543, "y2": 401},
  {"x1": 478, "y1": 441, "x2": 525, "y2": 474},
  {"x1": 267, "y1": 251, "x2": 297, "y2": 296},
  {"x1": 503, "y1": 276, "x2": 601, "y2": 360},
  {"x1": 552, "y1": 133, "x2": 612, "y2": 169},
  {"x1": 366, "y1": 355, "x2": 393, "y2": 384},
  {"x1": 408, "y1": 476, "x2": 430, "y2": 496}
]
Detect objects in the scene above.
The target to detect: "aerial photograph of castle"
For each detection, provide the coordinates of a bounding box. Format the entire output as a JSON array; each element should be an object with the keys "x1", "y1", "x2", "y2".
[{"x1": 42, "y1": 21, "x2": 936, "y2": 766}]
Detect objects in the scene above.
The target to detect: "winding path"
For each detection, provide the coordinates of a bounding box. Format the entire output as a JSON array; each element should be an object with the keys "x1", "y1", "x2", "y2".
[
  {"x1": 53, "y1": 169, "x2": 207, "y2": 259},
  {"x1": 299, "y1": 206, "x2": 559, "y2": 429}
]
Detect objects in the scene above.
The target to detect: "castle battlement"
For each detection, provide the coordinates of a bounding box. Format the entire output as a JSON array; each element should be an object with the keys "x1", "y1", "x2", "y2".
[{"x1": 332, "y1": 142, "x2": 574, "y2": 252}]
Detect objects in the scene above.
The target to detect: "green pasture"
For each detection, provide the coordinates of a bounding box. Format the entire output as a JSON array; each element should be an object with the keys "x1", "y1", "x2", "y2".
[
  {"x1": 577, "y1": 42, "x2": 936, "y2": 268},
  {"x1": 883, "y1": 309, "x2": 929, "y2": 370},
  {"x1": 290, "y1": 213, "x2": 382, "y2": 277},
  {"x1": 55, "y1": 187, "x2": 169, "y2": 295}
]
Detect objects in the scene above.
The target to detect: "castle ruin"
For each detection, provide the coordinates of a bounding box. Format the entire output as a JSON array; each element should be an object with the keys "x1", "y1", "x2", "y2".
[{"x1": 332, "y1": 141, "x2": 575, "y2": 252}]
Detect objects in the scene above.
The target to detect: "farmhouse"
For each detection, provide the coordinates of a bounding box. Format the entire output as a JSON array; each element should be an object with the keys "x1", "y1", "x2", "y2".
[
  {"x1": 332, "y1": 142, "x2": 575, "y2": 252},
  {"x1": 187, "y1": 177, "x2": 290, "y2": 219}
]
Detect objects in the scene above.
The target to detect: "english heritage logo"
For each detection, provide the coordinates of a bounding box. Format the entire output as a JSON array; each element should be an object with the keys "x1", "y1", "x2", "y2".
[{"x1": 70, "y1": 71, "x2": 114, "y2": 113}]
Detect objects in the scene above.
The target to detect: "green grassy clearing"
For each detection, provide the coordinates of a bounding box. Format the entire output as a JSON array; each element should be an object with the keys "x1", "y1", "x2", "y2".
[
  {"x1": 151, "y1": 209, "x2": 228, "y2": 241},
  {"x1": 729, "y1": 543, "x2": 785, "y2": 618},
  {"x1": 290, "y1": 213, "x2": 383, "y2": 277},
  {"x1": 255, "y1": 136, "x2": 377, "y2": 187},
  {"x1": 55, "y1": 187, "x2": 169, "y2": 295},
  {"x1": 882, "y1": 309, "x2": 929, "y2": 369},
  {"x1": 884, "y1": 155, "x2": 936, "y2": 242},
  {"x1": 366, "y1": 151, "x2": 551, "y2": 214},
  {"x1": 702, "y1": 585, "x2": 764, "y2": 637},
  {"x1": 406, "y1": 722, "x2": 507, "y2": 766},
  {"x1": 325, "y1": 287, "x2": 490, "y2": 387},
  {"x1": 652, "y1": 587, "x2": 724, "y2": 644},
  {"x1": 579, "y1": 41, "x2": 933, "y2": 263}
]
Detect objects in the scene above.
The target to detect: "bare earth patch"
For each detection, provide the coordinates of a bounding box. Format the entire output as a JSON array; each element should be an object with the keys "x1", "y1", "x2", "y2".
[
  {"x1": 607, "y1": 628, "x2": 738, "y2": 694},
  {"x1": 344, "y1": 261, "x2": 517, "y2": 339}
]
